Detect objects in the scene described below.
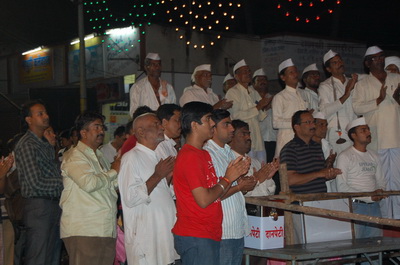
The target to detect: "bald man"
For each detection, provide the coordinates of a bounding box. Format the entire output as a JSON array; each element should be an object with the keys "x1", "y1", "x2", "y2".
[{"x1": 118, "y1": 113, "x2": 179, "y2": 265}]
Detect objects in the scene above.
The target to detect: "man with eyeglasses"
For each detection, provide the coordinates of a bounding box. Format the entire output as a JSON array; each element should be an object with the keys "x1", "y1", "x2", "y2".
[
  {"x1": 180, "y1": 64, "x2": 233, "y2": 110},
  {"x1": 319, "y1": 50, "x2": 358, "y2": 155},
  {"x1": 60, "y1": 111, "x2": 121, "y2": 265},
  {"x1": 299, "y1": 63, "x2": 321, "y2": 111},
  {"x1": 353, "y1": 46, "x2": 400, "y2": 220},
  {"x1": 280, "y1": 110, "x2": 341, "y2": 195}
]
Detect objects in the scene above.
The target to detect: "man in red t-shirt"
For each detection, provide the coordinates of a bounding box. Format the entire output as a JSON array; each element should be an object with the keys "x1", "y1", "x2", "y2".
[{"x1": 172, "y1": 102, "x2": 249, "y2": 265}]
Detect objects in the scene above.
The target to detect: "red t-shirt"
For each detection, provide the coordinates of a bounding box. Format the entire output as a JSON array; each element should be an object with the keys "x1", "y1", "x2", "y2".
[
  {"x1": 120, "y1": 135, "x2": 137, "y2": 156},
  {"x1": 172, "y1": 144, "x2": 222, "y2": 241}
]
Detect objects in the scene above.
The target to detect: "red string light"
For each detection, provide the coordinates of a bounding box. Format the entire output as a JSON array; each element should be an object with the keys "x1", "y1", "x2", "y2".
[{"x1": 277, "y1": 0, "x2": 341, "y2": 23}]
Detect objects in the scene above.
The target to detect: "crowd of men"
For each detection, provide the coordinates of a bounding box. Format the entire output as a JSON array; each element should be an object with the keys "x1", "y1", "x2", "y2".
[{"x1": 0, "y1": 46, "x2": 399, "y2": 265}]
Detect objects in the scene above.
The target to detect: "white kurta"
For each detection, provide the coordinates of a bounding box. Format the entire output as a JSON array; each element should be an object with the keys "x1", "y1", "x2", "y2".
[
  {"x1": 99, "y1": 141, "x2": 117, "y2": 163},
  {"x1": 155, "y1": 134, "x2": 177, "y2": 160},
  {"x1": 299, "y1": 87, "x2": 320, "y2": 111},
  {"x1": 352, "y1": 72, "x2": 400, "y2": 151},
  {"x1": 336, "y1": 146, "x2": 386, "y2": 203},
  {"x1": 259, "y1": 93, "x2": 278, "y2": 142},
  {"x1": 179, "y1": 84, "x2": 220, "y2": 106},
  {"x1": 225, "y1": 84, "x2": 267, "y2": 154},
  {"x1": 118, "y1": 143, "x2": 178, "y2": 265},
  {"x1": 271, "y1": 85, "x2": 307, "y2": 158},
  {"x1": 319, "y1": 76, "x2": 357, "y2": 155},
  {"x1": 129, "y1": 76, "x2": 176, "y2": 116}
]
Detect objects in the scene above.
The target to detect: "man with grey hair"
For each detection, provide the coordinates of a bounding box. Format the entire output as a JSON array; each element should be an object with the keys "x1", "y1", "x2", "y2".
[
  {"x1": 180, "y1": 64, "x2": 233, "y2": 109},
  {"x1": 129, "y1": 53, "x2": 176, "y2": 116},
  {"x1": 118, "y1": 113, "x2": 178, "y2": 265}
]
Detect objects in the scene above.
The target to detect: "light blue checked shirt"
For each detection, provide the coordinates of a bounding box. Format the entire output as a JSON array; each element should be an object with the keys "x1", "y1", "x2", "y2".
[{"x1": 204, "y1": 140, "x2": 249, "y2": 239}]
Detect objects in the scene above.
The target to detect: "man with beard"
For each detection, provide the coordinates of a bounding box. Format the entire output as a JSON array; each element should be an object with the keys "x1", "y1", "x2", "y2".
[
  {"x1": 118, "y1": 113, "x2": 179, "y2": 265},
  {"x1": 204, "y1": 109, "x2": 254, "y2": 265},
  {"x1": 280, "y1": 110, "x2": 341, "y2": 194},
  {"x1": 272, "y1": 58, "x2": 308, "y2": 158},
  {"x1": 60, "y1": 111, "x2": 121, "y2": 265},
  {"x1": 14, "y1": 100, "x2": 63, "y2": 265},
  {"x1": 299, "y1": 63, "x2": 321, "y2": 111},
  {"x1": 226, "y1": 59, "x2": 270, "y2": 163},
  {"x1": 129, "y1": 53, "x2": 176, "y2": 116},
  {"x1": 352, "y1": 46, "x2": 400, "y2": 219},
  {"x1": 336, "y1": 117, "x2": 387, "y2": 239},
  {"x1": 180, "y1": 64, "x2": 232, "y2": 109},
  {"x1": 319, "y1": 50, "x2": 358, "y2": 155}
]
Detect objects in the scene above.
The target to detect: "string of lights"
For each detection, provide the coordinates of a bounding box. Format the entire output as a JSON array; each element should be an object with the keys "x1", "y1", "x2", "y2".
[{"x1": 276, "y1": 0, "x2": 342, "y2": 23}]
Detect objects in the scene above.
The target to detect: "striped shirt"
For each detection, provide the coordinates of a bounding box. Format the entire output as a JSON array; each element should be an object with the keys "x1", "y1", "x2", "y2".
[
  {"x1": 15, "y1": 130, "x2": 63, "y2": 198},
  {"x1": 204, "y1": 140, "x2": 248, "y2": 239},
  {"x1": 280, "y1": 136, "x2": 327, "y2": 194}
]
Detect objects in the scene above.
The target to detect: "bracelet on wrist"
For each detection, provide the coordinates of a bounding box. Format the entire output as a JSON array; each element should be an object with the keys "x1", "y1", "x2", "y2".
[
  {"x1": 216, "y1": 183, "x2": 225, "y2": 192},
  {"x1": 221, "y1": 177, "x2": 231, "y2": 185}
]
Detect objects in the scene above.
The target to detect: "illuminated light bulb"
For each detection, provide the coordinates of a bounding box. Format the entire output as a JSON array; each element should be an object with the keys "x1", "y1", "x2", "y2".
[
  {"x1": 180, "y1": 14, "x2": 183, "y2": 18},
  {"x1": 237, "y1": 3, "x2": 241, "y2": 7},
  {"x1": 175, "y1": 27, "x2": 179, "y2": 31},
  {"x1": 309, "y1": 2, "x2": 313, "y2": 7},
  {"x1": 215, "y1": 20, "x2": 219, "y2": 24},
  {"x1": 169, "y1": 18, "x2": 173, "y2": 22},
  {"x1": 229, "y1": 2, "x2": 233, "y2": 6},
  {"x1": 208, "y1": 25, "x2": 212, "y2": 29},
  {"x1": 186, "y1": 41, "x2": 190, "y2": 45},
  {"x1": 207, "y1": 2, "x2": 211, "y2": 5},
  {"x1": 161, "y1": 0, "x2": 164, "y2": 3},
  {"x1": 231, "y1": 15, "x2": 235, "y2": 19},
  {"x1": 223, "y1": 12, "x2": 227, "y2": 16},
  {"x1": 185, "y1": 21, "x2": 189, "y2": 24},
  {"x1": 192, "y1": 26, "x2": 196, "y2": 29},
  {"x1": 210, "y1": 41, "x2": 215, "y2": 45},
  {"x1": 182, "y1": 4, "x2": 186, "y2": 7},
  {"x1": 299, "y1": 2, "x2": 302, "y2": 6},
  {"x1": 192, "y1": 1, "x2": 195, "y2": 4},
  {"x1": 316, "y1": 16, "x2": 320, "y2": 20},
  {"x1": 320, "y1": 0, "x2": 324, "y2": 2},
  {"x1": 198, "y1": 4, "x2": 202, "y2": 8},
  {"x1": 166, "y1": 10, "x2": 170, "y2": 13},
  {"x1": 306, "y1": 18, "x2": 310, "y2": 23},
  {"x1": 210, "y1": 11, "x2": 214, "y2": 15},
  {"x1": 204, "y1": 15, "x2": 207, "y2": 19},
  {"x1": 195, "y1": 15, "x2": 199, "y2": 18},
  {"x1": 296, "y1": 17, "x2": 300, "y2": 21},
  {"x1": 277, "y1": 4, "x2": 281, "y2": 8},
  {"x1": 286, "y1": 12, "x2": 290, "y2": 16},
  {"x1": 174, "y1": 6, "x2": 177, "y2": 10},
  {"x1": 194, "y1": 45, "x2": 198, "y2": 49},
  {"x1": 225, "y1": 26, "x2": 229, "y2": 30},
  {"x1": 328, "y1": 9, "x2": 333, "y2": 13},
  {"x1": 179, "y1": 35, "x2": 184, "y2": 39},
  {"x1": 200, "y1": 27, "x2": 204, "y2": 31},
  {"x1": 201, "y1": 45, "x2": 205, "y2": 49},
  {"x1": 218, "y1": 3, "x2": 222, "y2": 7},
  {"x1": 336, "y1": 0, "x2": 340, "y2": 3},
  {"x1": 189, "y1": 11, "x2": 193, "y2": 14},
  {"x1": 217, "y1": 35, "x2": 221, "y2": 39}
]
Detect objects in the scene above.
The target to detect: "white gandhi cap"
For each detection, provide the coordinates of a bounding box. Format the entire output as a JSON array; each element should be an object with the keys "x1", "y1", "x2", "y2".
[
  {"x1": 233, "y1": 59, "x2": 248, "y2": 73},
  {"x1": 223, "y1": 73, "x2": 234, "y2": 83},
  {"x1": 253, "y1": 68, "x2": 267, "y2": 78},
  {"x1": 278, "y1": 58, "x2": 294, "y2": 73},
  {"x1": 385, "y1": 56, "x2": 400, "y2": 70},
  {"x1": 302, "y1": 63, "x2": 319, "y2": 76},
  {"x1": 312, "y1": 112, "x2": 326, "y2": 120},
  {"x1": 346, "y1": 117, "x2": 367, "y2": 133},
  {"x1": 145, "y1": 52, "x2": 161, "y2": 60},
  {"x1": 323, "y1": 50, "x2": 338, "y2": 64},
  {"x1": 364, "y1": 46, "x2": 383, "y2": 57},
  {"x1": 191, "y1": 64, "x2": 211, "y2": 82}
]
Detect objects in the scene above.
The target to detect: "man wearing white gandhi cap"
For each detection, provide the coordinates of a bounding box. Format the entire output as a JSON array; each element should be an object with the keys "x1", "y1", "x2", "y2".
[
  {"x1": 385, "y1": 56, "x2": 400, "y2": 74},
  {"x1": 318, "y1": 49, "x2": 358, "y2": 155},
  {"x1": 299, "y1": 63, "x2": 321, "y2": 111},
  {"x1": 225, "y1": 59, "x2": 271, "y2": 162},
  {"x1": 336, "y1": 116, "x2": 387, "y2": 239},
  {"x1": 272, "y1": 58, "x2": 307, "y2": 158},
  {"x1": 352, "y1": 45, "x2": 400, "y2": 219},
  {"x1": 129, "y1": 52, "x2": 176, "y2": 116},
  {"x1": 180, "y1": 64, "x2": 233, "y2": 109},
  {"x1": 222, "y1": 73, "x2": 237, "y2": 94}
]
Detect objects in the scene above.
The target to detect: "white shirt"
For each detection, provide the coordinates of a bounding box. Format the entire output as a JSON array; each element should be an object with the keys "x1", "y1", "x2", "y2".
[
  {"x1": 321, "y1": 138, "x2": 337, "y2": 192},
  {"x1": 99, "y1": 141, "x2": 117, "y2": 163},
  {"x1": 118, "y1": 143, "x2": 178, "y2": 265},
  {"x1": 259, "y1": 93, "x2": 277, "y2": 142},
  {"x1": 299, "y1": 87, "x2": 320, "y2": 111},
  {"x1": 225, "y1": 84, "x2": 267, "y2": 153},
  {"x1": 336, "y1": 146, "x2": 386, "y2": 203},
  {"x1": 352, "y1": 72, "x2": 400, "y2": 151},
  {"x1": 179, "y1": 84, "x2": 220, "y2": 106},
  {"x1": 204, "y1": 140, "x2": 248, "y2": 239},
  {"x1": 272, "y1": 85, "x2": 307, "y2": 157},
  {"x1": 319, "y1": 76, "x2": 357, "y2": 154},
  {"x1": 232, "y1": 151, "x2": 276, "y2": 196},
  {"x1": 129, "y1": 76, "x2": 176, "y2": 116},
  {"x1": 155, "y1": 134, "x2": 177, "y2": 160}
]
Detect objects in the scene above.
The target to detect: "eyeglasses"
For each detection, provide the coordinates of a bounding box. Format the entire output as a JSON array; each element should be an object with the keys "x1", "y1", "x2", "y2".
[{"x1": 299, "y1": 120, "x2": 316, "y2": 125}]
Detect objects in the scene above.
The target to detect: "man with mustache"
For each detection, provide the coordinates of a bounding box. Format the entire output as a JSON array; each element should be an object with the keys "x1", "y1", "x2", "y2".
[
  {"x1": 60, "y1": 111, "x2": 121, "y2": 265},
  {"x1": 299, "y1": 63, "x2": 321, "y2": 111},
  {"x1": 319, "y1": 50, "x2": 358, "y2": 155},
  {"x1": 352, "y1": 46, "x2": 400, "y2": 220},
  {"x1": 14, "y1": 100, "x2": 63, "y2": 265},
  {"x1": 118, "y1": 113, "x2": 178, "y2": 265},
  {"x1": 336, "y1": 117, "x2": 387, "y2": 239}
]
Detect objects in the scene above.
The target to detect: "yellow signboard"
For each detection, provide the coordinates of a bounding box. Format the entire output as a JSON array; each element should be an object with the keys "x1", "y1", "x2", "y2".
[{"x1": 20, "y1": 49, "x2": 53, "y2": 84}]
